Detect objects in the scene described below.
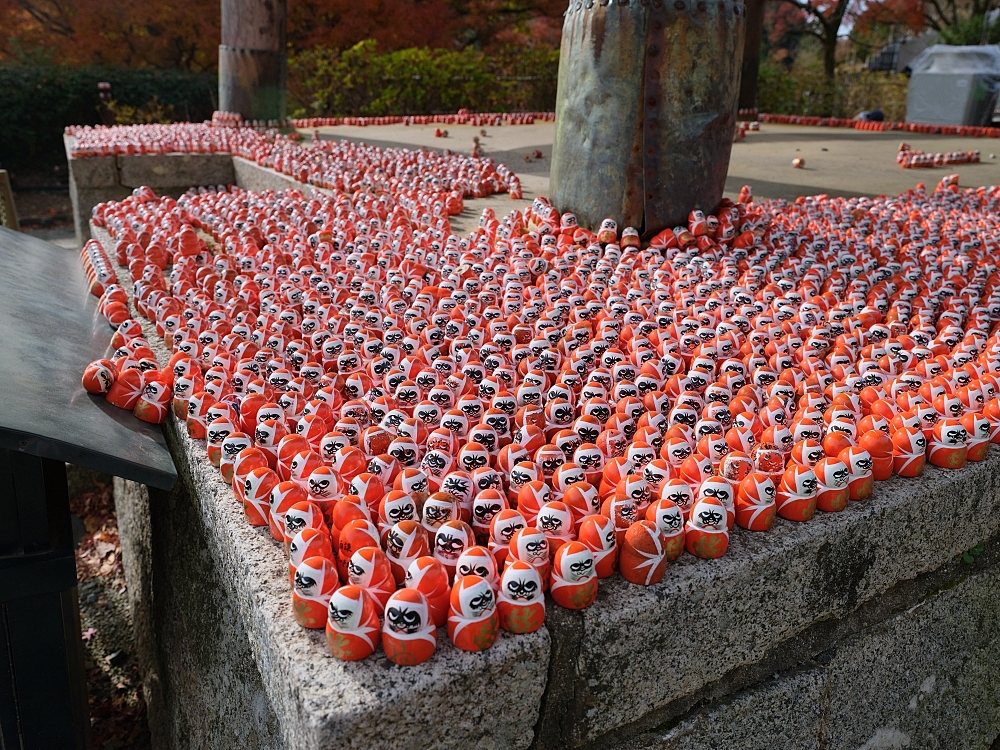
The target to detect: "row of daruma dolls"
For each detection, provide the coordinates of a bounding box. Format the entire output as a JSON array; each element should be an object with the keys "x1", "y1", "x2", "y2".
[{"x1": 237, "y1": 384, "x2": 994, "y2": 667}]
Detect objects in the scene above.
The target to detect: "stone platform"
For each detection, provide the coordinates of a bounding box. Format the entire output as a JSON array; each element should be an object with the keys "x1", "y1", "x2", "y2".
[{"x1": 72, "y1": 145, "x2": 1000, "y2": 750}]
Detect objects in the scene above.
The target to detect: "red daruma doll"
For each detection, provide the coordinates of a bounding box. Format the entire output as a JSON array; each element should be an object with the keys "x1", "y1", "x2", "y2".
[
  {"x1": 577, "y1": 513, "x2": 618, "y2": 578},
  {"x1": 928, "y1": 419, "x2": 968, "y2": 469},
  {"x1": 684, "y1": 496, "x2": 729, "y2": 559},
  {"x1": 549, "y1": 541, "x2": 598, "y2": 609},
  {"x1": 497, "y1": 561, "x2": 545, "y2": 633},
  {"x1": 506, "y1": 527, "x2": 551, "y2": 590},
  {"x1": 892, "y1": 427, "x2": 926, "y2": 477},
  {"x1": 448, "y1": 575, "x2": 499, "y2": 651},
  {"x1": 405, "y1": 556, "x2": 450, "y2": 627},
  {"x1": 645, "y1": 499, "x2": 685, "y2": 560},
  {"x1": 619, "y1": 521, "x2": 668, "y2": 586},
  {"x1": 382, "y1": 589, "x2": 437, "y2": 666},
  {"x1": 292, "y1": 556, "x2": 338, "y2": 629},
  {"x1": 775, "y1": 464, "x2": 818, "y2": 522},
  {"x1": 735, "y1": 472, "x2": 776, "y2": 531},
  {"x1": 326, "y1": 585, "x2": 381, "y2": 661}
]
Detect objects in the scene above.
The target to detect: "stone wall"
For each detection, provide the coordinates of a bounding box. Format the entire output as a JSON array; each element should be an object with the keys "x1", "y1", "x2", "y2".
[
  {"x1": 65, "y1": 136, "x2": 235, "y2": 246},
  {"x1": 113, "y1": 442, "x2": 1000, "y2": 750}
]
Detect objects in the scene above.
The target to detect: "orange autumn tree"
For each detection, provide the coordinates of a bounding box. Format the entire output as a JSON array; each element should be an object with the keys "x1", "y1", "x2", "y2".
[
  {"x1": 0, "y1": 0, "x2": 220, "y2": 68},
  {"x1": 1, "y1": 0, "x2": 565, "y2": 68}
]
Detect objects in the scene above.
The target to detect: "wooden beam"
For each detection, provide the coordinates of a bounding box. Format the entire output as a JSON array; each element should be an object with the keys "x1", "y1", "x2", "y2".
[{"x1": 218, "y1": 0, "x2": 287, "y2": 122}]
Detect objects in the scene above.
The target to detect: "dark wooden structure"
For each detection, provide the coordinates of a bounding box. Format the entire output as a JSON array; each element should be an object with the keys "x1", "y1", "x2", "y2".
[{"x1": 0, "y1": 227, "x2": 176, "y2": 749}]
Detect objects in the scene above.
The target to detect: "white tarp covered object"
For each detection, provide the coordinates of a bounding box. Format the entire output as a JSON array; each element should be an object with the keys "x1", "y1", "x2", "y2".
[{"x1": 906, "y1": 44, "x2": 1000, "y2": 125}]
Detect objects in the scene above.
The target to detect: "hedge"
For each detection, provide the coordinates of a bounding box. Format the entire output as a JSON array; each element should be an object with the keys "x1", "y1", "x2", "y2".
[
  {"x1": 0, "y1": 65, "x2": 216, "y2": 169},
  {"x1": 287, "y1": 41, "x2": 559, "y2": 118}
]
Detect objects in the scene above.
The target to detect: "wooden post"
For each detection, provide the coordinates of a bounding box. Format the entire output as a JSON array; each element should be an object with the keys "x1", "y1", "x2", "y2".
[
  {"x1": 218, "y1": 0, "x2": 287, "y2": 122},
  {"x1": 738, "y1": 0, "x2": 765, "y2": 115}
]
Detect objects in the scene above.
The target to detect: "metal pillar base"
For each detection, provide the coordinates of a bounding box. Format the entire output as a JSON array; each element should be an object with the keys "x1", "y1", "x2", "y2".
[{"x1": 551, "y1": 0, "x2": 746, "y2": 235}]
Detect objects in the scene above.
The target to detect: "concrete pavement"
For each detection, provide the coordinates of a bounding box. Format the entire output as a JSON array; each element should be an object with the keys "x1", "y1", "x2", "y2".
[{"x1": 306, "y1": 121, "x2": 1000, "y2": 232}]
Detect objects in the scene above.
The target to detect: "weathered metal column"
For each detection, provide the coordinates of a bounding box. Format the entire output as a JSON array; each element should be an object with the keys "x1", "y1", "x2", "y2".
[
  {"x1": 739, "y1": 0, "x2": 765, "y2": 114},
  {"x1": 550, "y1": 0, "x2": 745, "y2": 235},
  {"x1": 219, "y1": 0, "x2": 287, "y2": 122}
]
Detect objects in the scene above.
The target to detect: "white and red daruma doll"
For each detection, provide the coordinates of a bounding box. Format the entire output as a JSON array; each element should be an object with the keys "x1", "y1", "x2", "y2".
[
  {"x1": 243, "y1": 466, "x2": 278, "y2": 527},
  {"x1": 498, "y1": 561, "x2": 545, "y2": 633},
  {"x1": 961, "y1": 412, "x2": 991, "y2": 462},
  {"x1": 383, "y1": 588, "x2": 437, "y2": 666},
  {"x1": 346, "y1": 546, "x2": 395, "y2": 616},
  {"x1": 405, "y1": 555, "x2": 450, "y2": 627},
  {"x1": 813, "y1": 458, "x2": 850, "y2": 513},
  {"x1": 535, "y1": 500, "x2": 575, "y2": 556},
  {"x1": 838, "y1": 446, "x2": 874, "y2": 501},
  {"x1": 106, "y1": 367, "x2": 146, "y2": 410},
  {"x1": 550, "y1": 541, "x2": 598, "y2": 608},
  {"x1": 269, "y1": 481, "x2": 307, "y2": 542},
  {"x1": 644, "y1": 499, "x2": 685, "y2": 560},
  {"x1": 455, "y1": 546, "x2": 499, "y2": 590},
  {"x1": 892, "y1": 427, "x2": 926, "y2": 477},
  {"x1": 133, "y1": 376, "x2": 171, "y2": 424},
  {"x1": 433, "y1": 520, "x2": 475, "y2": 580},
  {"x1": 288, "y1": 527, "x2": 334, "y2": 584},
  {"x1": 326, "y1": 585, "x2": 381, "y2": 661},
  {"x1": 231, "y1": 448, "x2": 268, "y2": 506},
  {"x1": 684, "y1": 496, "x2": 729, "y2": 559},
  {"x1": 735, "y1": 472, "x2": 776, "y2": 531},
  {"x1": 384, "y1": 520, "x2": 429, "y2": 585},
  {"x1": 928, "y1": 419, "x2": 969, "y2": 469},
  {"x1": 489, "y1": 509, "x2": 526, "y2": 567},
  {"x1": 775, "y1": 464, "x2": 818, "y2": 522},
  {"x1": 505, "y1": 527, "x2": 551, "y2": 590},
  {"x1": 448, "y1": 575, "x2": 499, "y2": 651},
  {"x1": 292, "y1": 556, "x2": 338, "y2": 629}
]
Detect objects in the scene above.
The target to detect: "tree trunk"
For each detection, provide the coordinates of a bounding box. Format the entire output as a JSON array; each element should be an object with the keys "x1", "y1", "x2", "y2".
[
  {"x1": 739, "y1": 0, "x2": 766, "y2": 113},
  {"x1": 219, "y1": 0, "x2": 287, "y2": 122},
  {"x1": 824, "y1": 31, "x2": 837, "y2": 80}
]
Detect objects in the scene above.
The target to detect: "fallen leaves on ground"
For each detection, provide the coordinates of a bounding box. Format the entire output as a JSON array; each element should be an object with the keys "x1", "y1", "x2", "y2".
[{"x1": 70, "y1": 476, "x2": 150, "y2": 749}]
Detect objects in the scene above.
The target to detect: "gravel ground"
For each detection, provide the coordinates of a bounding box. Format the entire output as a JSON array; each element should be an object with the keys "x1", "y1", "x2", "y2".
[{"x1": 68, "y1": 467, "x2": 151, "y2": 750}]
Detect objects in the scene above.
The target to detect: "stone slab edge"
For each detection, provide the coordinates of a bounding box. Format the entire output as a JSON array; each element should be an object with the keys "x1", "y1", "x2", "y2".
[
  {"x1": 537, "y1": 449, "x2": 1000, "y2": 747},
  {"x1": 618, "y1": 545, "x2": 1000, "y2": 750},
  {"x1": 92, "y1": 223, "x2": 549, "y2": 750}
]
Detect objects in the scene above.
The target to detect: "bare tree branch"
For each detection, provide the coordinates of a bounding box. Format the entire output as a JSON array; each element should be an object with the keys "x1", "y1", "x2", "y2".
[{"x1": 16, "y1": 0, "x2": 73, "y2": 35}]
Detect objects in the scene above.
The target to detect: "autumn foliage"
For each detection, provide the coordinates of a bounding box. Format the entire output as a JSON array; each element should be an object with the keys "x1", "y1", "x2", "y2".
[{"x1": 0, "y1": 0, "x2": 565, "y2": 69}]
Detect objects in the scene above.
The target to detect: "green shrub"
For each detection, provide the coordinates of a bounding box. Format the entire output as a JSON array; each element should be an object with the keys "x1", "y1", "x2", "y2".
[
  {"x1": 288, "y1": 40, "x2": 559, "y2": 117},
  {"x1": 757, "y1": 52, "x2": 837, "y2": 117},
  {"x1": 939, "y1": 15, "x2": 1000, "y2": 45},
  {"x1": 757, "y1": 55, "x2": 909, "y2": 120},
  {"x1": 0, "y1": 65, "x2": 216, "y2": 169},
  {"x1": 834, "y1": 65, "x2": 909, "y2": 122}
]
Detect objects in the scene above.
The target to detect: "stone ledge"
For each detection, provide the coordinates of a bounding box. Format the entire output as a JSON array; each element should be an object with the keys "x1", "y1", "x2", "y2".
[
  {"x1": 535, "y1": 451, "x2": 1000, "y2": 748},
  {"x1": 95, "y1": 224, "x2": 549, "y2": 750},
  {"x1": 232, "y1": 156, "x2": 318, "y2": 196},
  {"x1": 617, "y1": 551, "x2": 1000, "y2": 750},
  {"x1": 117, "y1": 153, "x2": 234, "y2": 189}
]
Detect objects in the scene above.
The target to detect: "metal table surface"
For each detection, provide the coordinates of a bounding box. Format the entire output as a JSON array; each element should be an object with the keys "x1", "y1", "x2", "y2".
[
  {"x1": 0, "y1": 226, "x2": 176, "y2": 749},
  {"x1": 0, "y1": 226, "x2": 176, "y2": 489}
]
